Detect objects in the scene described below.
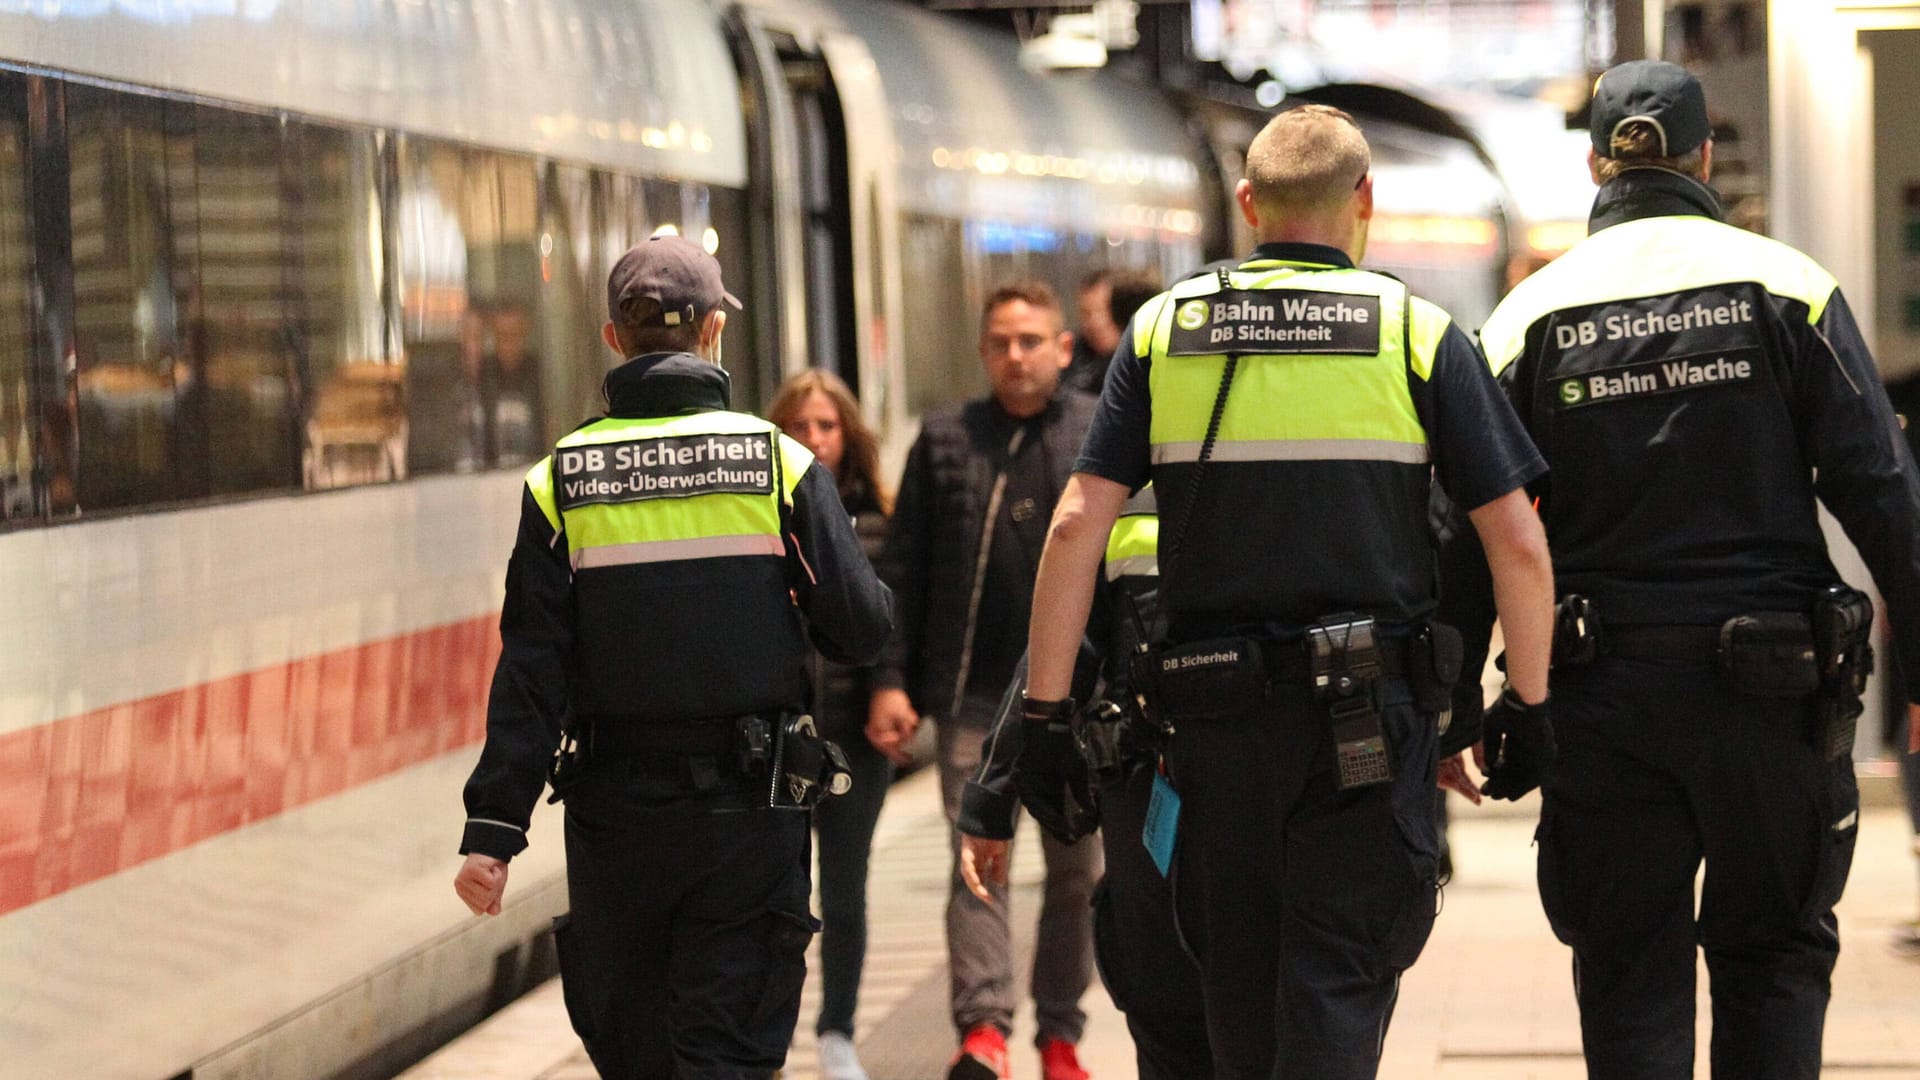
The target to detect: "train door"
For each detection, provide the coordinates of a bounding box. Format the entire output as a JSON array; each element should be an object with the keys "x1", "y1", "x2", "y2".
[{"x1": 727, "y1": 9, "x2": 905, "y2": 440}]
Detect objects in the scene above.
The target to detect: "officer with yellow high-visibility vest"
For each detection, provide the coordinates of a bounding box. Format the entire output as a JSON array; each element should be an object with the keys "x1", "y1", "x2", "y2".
[
  {"x1": 452, "y1": 236, "x2": 893, "y2": 1080},
  {"x1": 1450, "y1": 61, "x2": 1920, "y2": 1079},
  {"x1": 1019, "y1": 104, "x2": 1557, "y2": 1079}
]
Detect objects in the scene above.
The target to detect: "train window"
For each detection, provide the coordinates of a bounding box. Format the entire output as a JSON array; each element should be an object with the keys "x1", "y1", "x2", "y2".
[
  {"x1": 189, "y1": 105, "x2": 300, "y2": 498},
  {"x1": 706, "y1": 184, "x2": 760, "y2": 416},
  {"x1": 0, "y1": 81, "x2": 32, "y2": 520},
  {"x1": 65, "y1": 87, "x2": 199, "y2": 511},
  {"x1": 536, "y1": 163, "x2": 607, "y2": 438},
  {"x1": 291, "y1": 123, "x2": 403, "y2": 491},
  {"x1": 398, "y1": 141, "x2": 546, "y2": 474}
]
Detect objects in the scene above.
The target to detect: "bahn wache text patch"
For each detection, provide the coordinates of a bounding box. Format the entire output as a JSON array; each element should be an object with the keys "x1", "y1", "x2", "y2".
[
  {"x1": 1552, "y1": 347, "x2": 1762, "y2": 410},
  {"x1": 555, "y1": 433, "x2": 775, "y2": 509},
  {"x1": 1166, "y1": 289, "x2": 1381, "y2": 357}
]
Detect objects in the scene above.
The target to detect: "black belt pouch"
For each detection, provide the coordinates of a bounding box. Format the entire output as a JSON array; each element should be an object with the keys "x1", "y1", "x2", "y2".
[
  {"x1": 1151, "y1": 637, "x2": 1267, "y2": 720},
  {"x1": 1716, "y1": 612, "x2": 1821, "y2": 698},
  {"x1": 1409, "y1": 623, "x2": 1463, "y2": 715}
]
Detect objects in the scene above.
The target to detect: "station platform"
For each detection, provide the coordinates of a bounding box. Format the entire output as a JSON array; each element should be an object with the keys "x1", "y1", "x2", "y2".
[{"x1": 403, "y1": 766, "x2": 1920, "y2": 1080}]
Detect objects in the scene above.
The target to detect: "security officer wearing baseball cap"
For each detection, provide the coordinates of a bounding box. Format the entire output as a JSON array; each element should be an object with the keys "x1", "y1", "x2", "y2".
[
  {"x1": 1450, "y1": 58, "x2": 1920, "y2": 1079},
  {"x1": 453, "y1": 235, "x2": 894, "y2": 1079},
  {"x1": 1018, "y1": 104, "x2": 1558, "y2": 1079}
]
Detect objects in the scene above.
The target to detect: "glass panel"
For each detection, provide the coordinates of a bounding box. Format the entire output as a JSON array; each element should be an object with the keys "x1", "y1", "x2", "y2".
[
  {"x1": 706, "y1": 184, "x2": 759, "y2": 416},
  {"x1": 0, "y1": 79, "x2": 33, "y2": 520},
  {"x1": 398, "y1": 141, "x2": 546, "y2": 474},
  {"x1": 191, "y1": 105, "x2": 298, "y2": 497},
  {"x1": 488, "y1": 153, "x2": 544, "y2": 466},
  {"x1": 901, "y1": 214, "x2": 978, "y2": 415},
  {"x1": 398, "y1": 140, "x2": 483, "y2": 474},
  {"x1": 66, "y1": 87, "x2": 195, "y2": 511},
  {"x1": 536, "y1": 162, "x2": 606, "y2": 439},
  {"x1": 292, "y1": 123, "x2": 403, "y2": 491}
]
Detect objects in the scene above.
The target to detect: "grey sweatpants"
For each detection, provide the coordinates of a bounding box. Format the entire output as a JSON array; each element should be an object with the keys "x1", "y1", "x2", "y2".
[{"x1": 938, "y1": 693, "x2": 1103, "y2": 1045}]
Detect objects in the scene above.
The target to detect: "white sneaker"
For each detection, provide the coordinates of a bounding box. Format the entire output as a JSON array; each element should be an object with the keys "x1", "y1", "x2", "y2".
[{"x1": 818, "y1": 1031, "x2": 870, "y2": 1080}]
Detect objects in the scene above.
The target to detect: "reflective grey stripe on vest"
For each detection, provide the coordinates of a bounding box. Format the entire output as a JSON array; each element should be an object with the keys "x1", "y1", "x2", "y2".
[
  {"x1": 1105, "y1": 554, "x2": 1160, "y2": 582},
  {"x1": 1151, "y1": 439, "x2": 1430, "y2": 465},
  {"x1": 572, "y1": 533, "x2": 786, "y2": 570}
]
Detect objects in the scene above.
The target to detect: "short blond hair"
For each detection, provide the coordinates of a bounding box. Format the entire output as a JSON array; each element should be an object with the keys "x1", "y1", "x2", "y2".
[
  {"x1": 1244, "y1": 104, "x2": 1371, "y2": 216},
  {"x1": 1595, "y1": 119, "x2": 1706, "y2": 182}
]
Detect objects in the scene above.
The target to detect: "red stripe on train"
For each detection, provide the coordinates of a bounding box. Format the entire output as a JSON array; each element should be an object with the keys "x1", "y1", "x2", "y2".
[{"x1": 0, "y1": 615, "x2": 500, "y2": 917}]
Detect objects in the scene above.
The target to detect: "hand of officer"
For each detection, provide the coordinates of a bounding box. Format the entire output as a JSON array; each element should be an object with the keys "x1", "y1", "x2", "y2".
[
  {"x1": 1013, "y1": 696, "x2": 1100, "y2": 844},
  {"x1": 1479, "y1": 688, "x2": 1555, "y2": 801},
  {"x1": 1435, "y1": 752, "x2": 1482, "y2": 806},
  {"x1": 454, "y1": 852, "x2": 508, "y2": 916},
  {"x1": 867, "y1": 688, "x2": 921, "y2": 767},
  {"x1": 960, "y1": 835, "x2": 1010, "y2": 904}
]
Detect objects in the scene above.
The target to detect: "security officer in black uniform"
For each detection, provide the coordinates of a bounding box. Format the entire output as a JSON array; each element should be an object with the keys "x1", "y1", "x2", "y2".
[
  {"x1": 1019, "y1": 104, "x2": 1558, "y2": 1080},
  {"x1": 452, "y1": 236, "x2": 894, "y2": 1079},
  {"x1": 1457, "y1": 60, "x2": 1920, "y2": 1080},
  {"x1": 957, "y1": 487, "x2": 1216, "y2": 1079}
]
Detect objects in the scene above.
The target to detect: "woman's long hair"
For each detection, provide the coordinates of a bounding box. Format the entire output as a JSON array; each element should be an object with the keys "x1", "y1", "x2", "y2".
[{"x1": 767, "y1": 369, "x2": 893, "y2": 516}]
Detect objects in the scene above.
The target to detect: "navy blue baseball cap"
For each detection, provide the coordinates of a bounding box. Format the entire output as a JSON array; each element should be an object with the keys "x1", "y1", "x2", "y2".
[
  {"x1": 607, "y1": 235, "x2": 741, "y2": 327},
  {"x1": 1589, "y1": 60, "x2": 1712, "y2": 158}
]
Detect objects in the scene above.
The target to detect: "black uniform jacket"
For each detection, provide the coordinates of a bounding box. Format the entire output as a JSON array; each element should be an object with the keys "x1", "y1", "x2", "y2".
[
  {"x1": 1446, "y1": 168, "x2": 1920, "y2": 703},
  {"x1": 460, "y1": 353, "x2": 894, "y2": 861}
]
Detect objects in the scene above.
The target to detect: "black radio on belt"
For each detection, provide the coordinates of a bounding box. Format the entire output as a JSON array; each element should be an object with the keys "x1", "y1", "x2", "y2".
[{"x1": 1307, "y1": 614, "x2": 1394, "y2": 790}]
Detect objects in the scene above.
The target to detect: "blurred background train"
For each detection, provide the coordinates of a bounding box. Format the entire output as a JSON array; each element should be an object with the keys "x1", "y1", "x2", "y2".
[{"x1": 0, "y1": 0, "x2": 1551, "y2": 1076}]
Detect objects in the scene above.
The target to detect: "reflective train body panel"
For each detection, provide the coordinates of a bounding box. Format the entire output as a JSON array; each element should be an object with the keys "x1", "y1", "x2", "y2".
[{"x1": 0, "y1": 3, "x2": 1515, "y2": 1076}]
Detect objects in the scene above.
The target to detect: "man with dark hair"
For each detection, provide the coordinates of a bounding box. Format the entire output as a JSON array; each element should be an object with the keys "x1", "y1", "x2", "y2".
[
  {"x1": 1065, "y1": 270, "x2": 1119, "y2": 394},
  {"x1": 1104, "y1": 270, "x2": 1163, "y2": 344},
  {"x1": 454, "y1": 235, "x2": 893, "y2": 1079},
  {"x1": 869, "y1": 281, "x2": 1102, "y2": 1080},
  {"x1": 1458, "y1": 59, "x2": 1920, "y2": 1078}
]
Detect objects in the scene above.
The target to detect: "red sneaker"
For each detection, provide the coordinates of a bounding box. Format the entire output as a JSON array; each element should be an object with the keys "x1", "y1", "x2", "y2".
[
  {"x1": 1039, "y1": 1037, "x2": 1090, "y2": 1080},
  {"x1": 947, "y1": 1024, "x2": 1011, "y2": 1080}
]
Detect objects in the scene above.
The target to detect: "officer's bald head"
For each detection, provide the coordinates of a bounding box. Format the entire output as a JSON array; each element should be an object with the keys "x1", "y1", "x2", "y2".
[{"x1": 1243, "y1": 105, "x2": 1371, "y2": 219}]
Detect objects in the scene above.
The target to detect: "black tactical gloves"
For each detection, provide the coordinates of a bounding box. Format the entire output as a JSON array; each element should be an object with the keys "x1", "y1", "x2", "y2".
[
  {"x1": 1013, "y1": 695, "x2": 1100, "y2": 843},
  {"x1": 1479, "y1": 688, "x2": 1555, "y2": 801}
]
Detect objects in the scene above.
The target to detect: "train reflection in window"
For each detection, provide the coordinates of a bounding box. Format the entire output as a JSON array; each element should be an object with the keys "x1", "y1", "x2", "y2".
[{"x1": 0, "y1": 89, "x2": 33, "y2": 519}]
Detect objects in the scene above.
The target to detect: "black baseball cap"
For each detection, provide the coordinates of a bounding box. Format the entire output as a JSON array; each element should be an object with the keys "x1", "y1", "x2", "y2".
[
  {"x1": 607, "y1": 235, "x2": 742, "y2": 327},
  {"x1": 1589, "y1": 59, "x2": 1712, "y2": 158}
]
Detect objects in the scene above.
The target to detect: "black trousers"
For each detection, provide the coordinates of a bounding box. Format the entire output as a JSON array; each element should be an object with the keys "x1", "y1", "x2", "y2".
[
  {"x1": 556, "y1": 756, "x2": 816, "y2": 1080},
  {"x1": 1539, "y1": 656, "x2": 1859, "y2": 1080},
  {"x1": 1164, "y1": 678, "x2": 1439, "y2": 1080},
  {"x1": 1093, "y1": 760, "x2": 1215, "y2": 1080}
]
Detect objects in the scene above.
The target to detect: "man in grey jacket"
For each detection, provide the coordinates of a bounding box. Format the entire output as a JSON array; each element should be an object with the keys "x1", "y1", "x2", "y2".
[{"x1": 868, "y1": 281, "x2": 1102, "y2": 1080}]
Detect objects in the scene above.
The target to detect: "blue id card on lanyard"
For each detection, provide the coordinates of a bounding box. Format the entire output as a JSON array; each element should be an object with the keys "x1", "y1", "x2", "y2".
[{"x1": 1142, "y1": 768, "x2": 1181, "y2": 877}]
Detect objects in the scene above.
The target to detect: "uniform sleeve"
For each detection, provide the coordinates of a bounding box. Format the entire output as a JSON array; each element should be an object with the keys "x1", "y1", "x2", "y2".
[
  {"x1": 1431, "y1": 483, "x2": 1495, "y2": 754},
  {"x1": 460, "y1": 487, "x2": 575, "y2": 861},
  {"x1": 1417, "y1": 323, "x2": 1548, "y2": 511},
  {"x1": 1073, "y1": 335, "x2": 1154, "y2": 490},
  {"x1": 789, "y1": 461, "x2": 896, "y2": 667},
  {"x1": 871, "y1": 431, "x2": 934, "y2": 696},
  {"x1": 1796, "y1": 289, "x2": 1920, "y2": 702},
  {"x1": 955, "y1": 627, "x2": 1110, "y2": 840},
  {"x1": 958, "y1": 654, "x2": 1028, "y2": 841}
]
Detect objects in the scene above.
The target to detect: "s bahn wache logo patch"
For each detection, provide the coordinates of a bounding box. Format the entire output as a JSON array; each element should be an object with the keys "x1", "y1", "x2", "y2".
[
  {"x1": 1176, "y1": 299, "x2": 1210, "y2": 331},
  {"x1": 1558, "y1": 379, "x2": 1586, "y2": 405},
  {"x1": 1165, "y1": 288, "x2": 1380, "y2": 357}
]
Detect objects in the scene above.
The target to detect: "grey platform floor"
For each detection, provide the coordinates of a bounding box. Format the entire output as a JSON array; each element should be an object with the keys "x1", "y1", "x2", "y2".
[{"x1": 402, "y1": 766, "x2": 1920, "y2": 1080}]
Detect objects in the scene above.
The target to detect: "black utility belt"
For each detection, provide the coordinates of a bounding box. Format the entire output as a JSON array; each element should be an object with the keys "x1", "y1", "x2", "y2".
[
  {"x1": 1131, "y1": 614, "x2": 1462, "y2": 791},
  {"x1": 553, "y1": 712, "x2": 854, "y2": 808},
  {"x1": 1554, "y1": 589, "x2": 1875, "y2": 761}
]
